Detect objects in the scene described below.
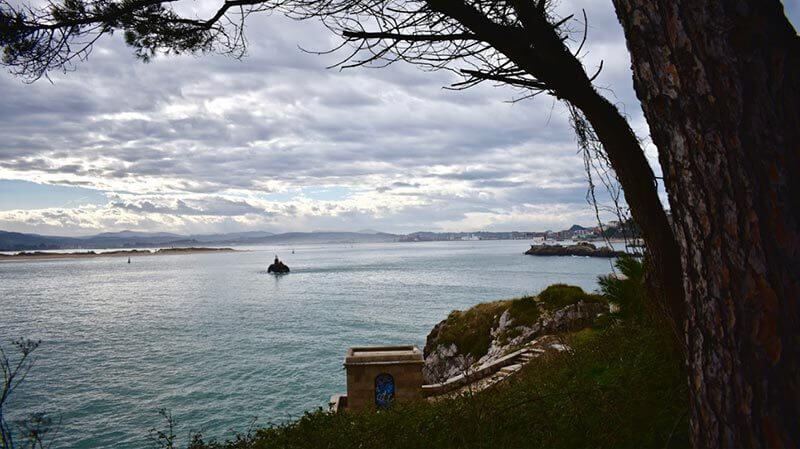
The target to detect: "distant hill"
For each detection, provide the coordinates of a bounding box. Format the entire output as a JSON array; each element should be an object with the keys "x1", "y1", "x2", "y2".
[
  {"x1": 88, "y1": 230, "x2": 182, "y2": 239},
  {"x1": 189, "y1": 231, "x2": 275, "y2": 243},
  {"x1": 0, "y1": 230, "x2": 399, "y2": 251},
  {"x1": 254, "y1": 232, "x2": 398, "y2": 245},
  {"x1": 0, "y1": 231, "x2": 84, "y2": 251},
  {"x1": 568, "y1": 224, "x2": 591, "y2": 232},
  {"x1": 0, "y1": 223, "x2": 628, "y2": 251}
]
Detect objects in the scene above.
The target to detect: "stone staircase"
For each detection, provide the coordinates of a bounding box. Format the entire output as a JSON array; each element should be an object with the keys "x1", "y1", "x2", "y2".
[{"x1": 423, "y1": 335, "x2": 568, "y2": 399}]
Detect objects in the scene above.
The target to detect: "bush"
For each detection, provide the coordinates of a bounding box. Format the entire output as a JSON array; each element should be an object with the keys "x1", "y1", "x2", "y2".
[
  {"x1": 436, "y1": 300, "x2": 510, "y2": 360},
  {"x1": 598, "y1": 256, "x2": 645, "y2": 319},
  {"x1": 537, "y1": 284, "x2": 605, "y2": 311},
  {"x1": 506, "y1": 296, "x2": 540, "y2": 326}
]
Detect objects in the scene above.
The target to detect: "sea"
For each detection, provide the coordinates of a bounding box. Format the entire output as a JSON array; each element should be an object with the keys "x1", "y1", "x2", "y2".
[{"x1": 1, "y1": 240, "x2": 618, "y2": 448}]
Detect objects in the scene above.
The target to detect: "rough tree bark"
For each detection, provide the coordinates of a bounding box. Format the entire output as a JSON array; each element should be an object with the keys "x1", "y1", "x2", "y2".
[{"x1": 612, "y1": 1, "x2": 800, "y2": 447}]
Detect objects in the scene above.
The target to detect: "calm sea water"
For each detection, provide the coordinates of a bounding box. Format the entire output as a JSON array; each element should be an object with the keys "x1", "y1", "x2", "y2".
[{"x1": 1, "y1": 240, "x2": 616, "y2": 448}]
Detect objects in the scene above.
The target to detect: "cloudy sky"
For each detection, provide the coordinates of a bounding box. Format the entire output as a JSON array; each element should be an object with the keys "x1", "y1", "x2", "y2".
[{"x1": 1, "y1": 2, "x2": 798, "y2": 236}]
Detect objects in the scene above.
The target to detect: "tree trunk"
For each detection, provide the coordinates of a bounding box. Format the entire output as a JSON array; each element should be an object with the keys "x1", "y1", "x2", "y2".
[
  {"x1": 428, "y1": 0, "x2": 686, "y2": 336},
  {"x1": 571, "y1": 87, "x2": 686, "y2": 342},
  {"x1": 612, "y1": 1, "x2": 800, "y2": 447}
]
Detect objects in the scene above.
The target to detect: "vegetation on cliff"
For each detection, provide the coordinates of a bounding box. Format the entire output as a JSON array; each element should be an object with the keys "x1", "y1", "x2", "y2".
[
  {"x1": 422, "y1": 283, "x2": 607, "y2": 383},
  {"x1": 427, "y1": 284, "x2": 605, "y2": 362},
  {"x1": 536, "y1": 284, "x2": 606, "y2": 311},
  {"x1": 429, "y1": 300, "x2": 511, "y2": 361}
]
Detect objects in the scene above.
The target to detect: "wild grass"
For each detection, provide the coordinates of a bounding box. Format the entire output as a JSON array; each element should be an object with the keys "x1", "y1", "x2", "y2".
[{"x1": 506, "y1": 295, "x2": 540, "y2": 325}]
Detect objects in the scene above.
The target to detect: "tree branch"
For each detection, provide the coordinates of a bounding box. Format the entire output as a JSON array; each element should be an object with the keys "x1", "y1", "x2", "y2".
[
  {"x1": 342, "y1": 30, "x2": 480, "y2": 42},
  {"x1": 459, "y1": 68, "x2": 547, "y2": 90}
]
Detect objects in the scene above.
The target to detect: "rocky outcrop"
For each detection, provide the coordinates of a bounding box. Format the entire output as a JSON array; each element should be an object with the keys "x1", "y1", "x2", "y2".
[
  {"x1": 423, "y1": 342, "x2": 463, "y2": 383},
  {"x1": 424, "y1": 335, "x2": 573, "y2": 399},
  {"x1": 268, "y1": 256, "x2": 290, "y2": 274},
  {"x1": 423, "y1": 300, "x2": 608, "y2": 384},
  {"x1": 525, "y1": 242, "x2": 626, "y2": 258},
  {"x1": 478, "y1": 301, "x2": 607, "y2": 366}
]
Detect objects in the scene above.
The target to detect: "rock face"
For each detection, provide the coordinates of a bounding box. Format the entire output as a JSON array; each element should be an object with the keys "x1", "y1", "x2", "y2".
[
  {"x1": 423, "y1": 300, "x2": 608, "y2": 384},
  {"x1": 267, "y1": 256, "x2": 290, "y2": 274},
  {"x1": 525, "y1": 242, "x2": 626, "y2": 258}
]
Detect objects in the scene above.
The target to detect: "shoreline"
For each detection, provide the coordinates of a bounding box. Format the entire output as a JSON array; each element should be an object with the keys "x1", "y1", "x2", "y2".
[{"x1": 0, "y1": 247, "x2": 237, "y2": 262}]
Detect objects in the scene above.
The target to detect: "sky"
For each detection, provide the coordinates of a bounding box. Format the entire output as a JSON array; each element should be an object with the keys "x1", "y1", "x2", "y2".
[{"x1": 1, "y1": 1, "x2": 798, "y2": 236}]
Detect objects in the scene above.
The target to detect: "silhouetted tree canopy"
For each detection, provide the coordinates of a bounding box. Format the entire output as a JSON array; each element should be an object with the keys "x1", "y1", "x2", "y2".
[{"x1": 1, "y1": 0, "x2": 600, "y2": 95}]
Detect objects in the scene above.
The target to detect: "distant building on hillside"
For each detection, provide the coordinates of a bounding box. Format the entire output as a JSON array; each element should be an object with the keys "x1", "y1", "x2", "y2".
[{"x1": 573, "y1": 228, "x2": 591, "y2": 237}]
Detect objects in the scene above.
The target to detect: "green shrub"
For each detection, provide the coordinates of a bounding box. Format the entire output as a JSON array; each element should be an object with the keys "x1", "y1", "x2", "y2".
[
  {"x1": 537, "y1": 283, "x2": 605, "y2": 311},
  {"x1": 598, "y1": 256, "x2": 645, "y2": 319},
  {"x1": 506, "y1": 296, "x2": 540, "y2": 325},
  {"x1": 436, "y1": 300, "x2": 509, "y2": 360}
]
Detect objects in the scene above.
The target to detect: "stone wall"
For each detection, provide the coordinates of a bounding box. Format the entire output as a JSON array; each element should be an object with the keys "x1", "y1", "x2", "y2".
[{"x1": 346, "y1": 362, "x2": 424, "y2": 410}]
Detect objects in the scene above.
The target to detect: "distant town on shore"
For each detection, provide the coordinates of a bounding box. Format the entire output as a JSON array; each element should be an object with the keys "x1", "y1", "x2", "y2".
[
  {"x1": 399, "y1": 220, "x2": 635, "y2": 242},
  {"x1": 0, "y1": 220, "x2": 636, "y2": 252}
]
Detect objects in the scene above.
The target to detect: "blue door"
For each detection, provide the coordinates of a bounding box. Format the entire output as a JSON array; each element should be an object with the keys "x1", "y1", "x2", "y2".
[{"x1": 374, "y1": 373, "x2": 395, "y2": 408}]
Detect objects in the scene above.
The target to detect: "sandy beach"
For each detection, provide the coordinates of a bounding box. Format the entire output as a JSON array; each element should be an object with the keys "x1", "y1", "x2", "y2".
[{"x1": 0, "y1": 247, "x2": 237, "y2": 262}]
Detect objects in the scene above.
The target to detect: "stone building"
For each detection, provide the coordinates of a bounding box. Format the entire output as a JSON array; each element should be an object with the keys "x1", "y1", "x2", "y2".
[{"x1": 330, "y1": 345, "x2": 424, "y2": 412}]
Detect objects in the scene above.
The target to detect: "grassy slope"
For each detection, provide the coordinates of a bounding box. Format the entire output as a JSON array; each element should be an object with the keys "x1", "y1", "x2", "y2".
[
  {"x1": 187, "y1": 320, "x2": 688, "y2": 449},
  {"x1": 434, "y1": 284, "x2": 606, "y2": 359}
]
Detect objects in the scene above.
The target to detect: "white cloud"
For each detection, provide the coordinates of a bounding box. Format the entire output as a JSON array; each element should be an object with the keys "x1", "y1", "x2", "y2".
[{"x1": 0, "y1": 1, "x2": 654, "y2": 236}]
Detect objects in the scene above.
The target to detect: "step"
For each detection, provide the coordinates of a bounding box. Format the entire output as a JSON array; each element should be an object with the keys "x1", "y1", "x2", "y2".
[{"x1": 499, "y1": 364, "x2": 523, "y2": 375}]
